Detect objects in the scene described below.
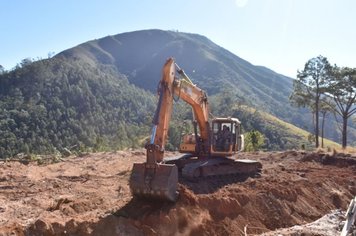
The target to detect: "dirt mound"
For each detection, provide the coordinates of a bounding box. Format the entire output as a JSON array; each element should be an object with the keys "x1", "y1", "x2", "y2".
[
  {"x1": 302, "y1": 151, "x2": 356, "y2": 167},
  {"x1": 0, "y1": 150, "x2": 355, "y2": 235}
]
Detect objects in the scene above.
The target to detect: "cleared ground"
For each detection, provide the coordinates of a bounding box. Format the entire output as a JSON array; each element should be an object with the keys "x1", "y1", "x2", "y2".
[{"x1": 0, "y1": 150, "x2": 355, "y2": 235}]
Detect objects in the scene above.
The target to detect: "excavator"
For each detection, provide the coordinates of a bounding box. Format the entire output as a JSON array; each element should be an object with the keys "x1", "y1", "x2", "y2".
[{"x1": 129, "y1": 58, "x2": 262, "y2": 202}]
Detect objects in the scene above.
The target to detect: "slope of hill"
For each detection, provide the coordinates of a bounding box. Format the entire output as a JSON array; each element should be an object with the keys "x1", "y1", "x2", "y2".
[
  {"x1": 57, "y1": 30, "x2": 294, "y2": 120},
  {"x1": 0, "y1": 29, "x2": 354, "y2": 157},
  {"x1": 232, "y1": 106, "x2": 341, "y2": 150},
  {"x1": 57, "y1": 29, "x2": 356, "y2": 144},
  {"x1": 0, "y1": 58, "x2": 155, "y2": 157}
]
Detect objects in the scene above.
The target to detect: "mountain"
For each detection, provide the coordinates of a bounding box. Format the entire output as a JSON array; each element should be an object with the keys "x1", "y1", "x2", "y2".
[
  {"x1": 0, "y1": 29, "x2": 354, "y2": 158},
  {"x1": 58, "y1": 29, "x2": 356, "y2": 142},
  {"x1": 57, "y1": 30, "x2": 294, "y2": 120}
]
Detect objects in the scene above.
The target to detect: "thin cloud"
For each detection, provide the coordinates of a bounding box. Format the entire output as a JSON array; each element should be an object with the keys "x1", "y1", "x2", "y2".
[{"x1": 235, "y1": 0, "x2": 249, "y2": 8}]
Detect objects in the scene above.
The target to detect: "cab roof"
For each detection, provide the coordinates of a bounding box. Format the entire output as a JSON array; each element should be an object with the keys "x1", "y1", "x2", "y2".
[{"x1": 212, "y1": 117, "x2": 241, "y2": 124}]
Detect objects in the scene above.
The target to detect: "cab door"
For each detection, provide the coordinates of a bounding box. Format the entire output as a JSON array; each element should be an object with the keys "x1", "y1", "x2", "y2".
[
  {"x1": 211, "y1": 121, "x2": 234, "y2": 155},
  {"x1": 234, "y1": 123, "x2": 244, "y2": 152}
]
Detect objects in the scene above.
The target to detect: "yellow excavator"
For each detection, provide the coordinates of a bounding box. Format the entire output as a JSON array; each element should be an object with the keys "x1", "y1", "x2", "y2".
[{"x1": 129, "y1": 58, "x2": 262, "y2": 201}]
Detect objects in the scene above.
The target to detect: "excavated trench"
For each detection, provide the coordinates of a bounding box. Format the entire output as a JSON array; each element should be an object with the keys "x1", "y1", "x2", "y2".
[{"x1": 0, "y1": 150, "x2": 355, "y2": 235}]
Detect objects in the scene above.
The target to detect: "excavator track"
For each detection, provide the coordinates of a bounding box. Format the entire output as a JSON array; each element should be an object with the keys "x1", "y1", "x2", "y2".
[
  {"x1": 182, "y1": 158, "x2": 262, "y2": 180},
  {"x1": 164, "y1": 155, "x2": 262, "y2": 180}
]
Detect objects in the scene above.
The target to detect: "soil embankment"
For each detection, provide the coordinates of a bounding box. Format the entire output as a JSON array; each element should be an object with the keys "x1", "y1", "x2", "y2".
[{"x1": 0, "y1": 150, "x2": 355, "y2": 235}]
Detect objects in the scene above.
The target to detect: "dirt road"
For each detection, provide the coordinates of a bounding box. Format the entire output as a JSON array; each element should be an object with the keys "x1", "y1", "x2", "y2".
[{"x1": 0, "y1": 150, "x2": 355, "y2": 235}]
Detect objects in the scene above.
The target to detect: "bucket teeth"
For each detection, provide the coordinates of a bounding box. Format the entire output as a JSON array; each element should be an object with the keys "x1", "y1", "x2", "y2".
[{"x1": 129, "y1": 163, "x2": 178, "y2": 202}]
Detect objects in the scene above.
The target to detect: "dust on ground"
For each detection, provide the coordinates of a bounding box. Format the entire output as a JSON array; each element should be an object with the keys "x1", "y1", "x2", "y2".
[{"x1": 0, "y1": 150, "x2": 355, "y2": 235}]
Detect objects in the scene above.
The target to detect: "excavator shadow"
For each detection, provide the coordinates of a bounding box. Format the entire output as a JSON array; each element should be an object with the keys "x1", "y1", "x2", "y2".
[{"x1": 179, "y1": 174, "x2": 256, "y2": 194}]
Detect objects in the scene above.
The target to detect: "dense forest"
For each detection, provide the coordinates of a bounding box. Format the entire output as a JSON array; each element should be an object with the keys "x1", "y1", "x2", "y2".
[
  {"x1": 0, "y1": 58, "x2": 155, "y2": 157},
  {"x1": 0, "y1": 56, "x2": 318, "y2": 158}
]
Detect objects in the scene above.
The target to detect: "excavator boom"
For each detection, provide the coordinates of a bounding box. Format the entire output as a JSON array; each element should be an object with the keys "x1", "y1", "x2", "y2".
[{"x1": 129, "y1": 58, "x2": 179, "y2": 201}]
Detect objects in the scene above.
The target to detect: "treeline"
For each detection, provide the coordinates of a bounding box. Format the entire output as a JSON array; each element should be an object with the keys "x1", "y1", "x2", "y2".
[
  {"x1": 290, "y1": 55, "x2": 356, "y2": 149},
  {"x1": 2, "y1": 55, "x2": 352, "y2": 158},
  {"x1": 3, "y1": 56, "x2": 289, "y2": 158},
  {"x1": 0, "y1": 57, "x2": 155, "y2": 158}
]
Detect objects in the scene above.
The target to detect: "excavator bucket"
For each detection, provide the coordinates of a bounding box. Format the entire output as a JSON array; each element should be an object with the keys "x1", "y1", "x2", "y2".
[{"x1": 129, "y1": 163, "x2": 178, "y2": 202}]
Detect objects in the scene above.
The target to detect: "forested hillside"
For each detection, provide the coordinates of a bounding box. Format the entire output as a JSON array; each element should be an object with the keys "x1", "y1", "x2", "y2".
[
  {"x1": 0, "y1": 57, "x2": 339, "y2": 158},
  {"x1": 57, "y1": 30, "x2": 356, "y2": 144},
  {"x1": 0, "y1": 58, "x2": 155, "y2": 157},
  {"x1": 58, "y1": 30, "x2": 295, "y2": 120},
  {"x1": 0, "y1": 29, "x2": 354, "y2": 158}
]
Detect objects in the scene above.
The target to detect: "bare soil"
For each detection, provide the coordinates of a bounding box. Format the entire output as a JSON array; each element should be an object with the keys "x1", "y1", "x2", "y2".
[{"x1": 0, "y1": 150, "x2": 355, "y2": 236}]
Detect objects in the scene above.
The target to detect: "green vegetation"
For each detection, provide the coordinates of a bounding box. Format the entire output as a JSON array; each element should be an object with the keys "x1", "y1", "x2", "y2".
[
  {"x1": 0, "y1": 57, "x2": 155, "y2": 158},
  {"x1": 326, "y1": 66, "x2": 356, "y2": 148},
  {"x1": 76, "y1": 29, "x2": 354, "y2": 145},
  {"x1": 0, "y1": 30, "x2": 353, "y2": 158},
  {"x1": 290, "y1": 55, "x2": 356, "y2": 149},
  {"x1": 290, "y1": 55, "x2": 331, "y2": 147},
  {"x1": 0, "y1": 55, "x2": 340, "y2": 158},
  {"x1": 235, "y1": 106, "x2": 341, "y2": 150},
  {"x1": 244, "y1": 130, "x2": 265, "y2": 151},
  {"x1": 210, "y1": 92, "x2": 341, "y2": 151}
]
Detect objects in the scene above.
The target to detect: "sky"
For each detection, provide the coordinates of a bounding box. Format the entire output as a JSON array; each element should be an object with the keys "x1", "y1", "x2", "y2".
[{"x1": 0, "y1": 0, "x2": 355, "y2": 78}]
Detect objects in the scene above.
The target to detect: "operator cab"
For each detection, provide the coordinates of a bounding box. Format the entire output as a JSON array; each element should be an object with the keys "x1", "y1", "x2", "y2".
[{"x1": 211, "y1": 117, "x2": 244, "y2": 156}]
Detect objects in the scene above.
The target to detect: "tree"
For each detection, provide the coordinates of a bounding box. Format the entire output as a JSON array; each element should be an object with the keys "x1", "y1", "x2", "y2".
[
  {"x1": 0, "y1": 65, "x2": 4, "y2": 74},
  {"x1": 20, "y1": 58, "x2": 33, "y2": 68},
  {"x1": 290, "y1": 55, "x2": 332, "y2": 148},
  {"x1": 245, "y1": 130, "x2": 265, "y2": 151},
  {"x1": 319, "y1": 99, "x2": 334, "y2": 148},
  {"x1": 326, "y1": 66, "x2": 356, "y2": 148}
]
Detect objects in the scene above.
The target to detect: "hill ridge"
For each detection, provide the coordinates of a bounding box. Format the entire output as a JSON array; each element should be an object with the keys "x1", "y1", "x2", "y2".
[{"x1": 0, "y1": 29, "x2": 354, "y2": 157}]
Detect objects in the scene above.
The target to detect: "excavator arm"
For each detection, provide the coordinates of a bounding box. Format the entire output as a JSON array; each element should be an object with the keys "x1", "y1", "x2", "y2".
[
  {"x1": 129, "y1": 58, "x2": 210, "y2": 201},
  {"x1": 147, "y1": 58, "x2": 210, "y2": 162},
  {"x1": 173, "y1": 64, "x2": 210, "y2": 154},
  {"x1": 145, "y1": 58, "x2": 175, "y2": 165},
  {"x1": 129, "y1": 58, "x2": 261, "y2": 201}
]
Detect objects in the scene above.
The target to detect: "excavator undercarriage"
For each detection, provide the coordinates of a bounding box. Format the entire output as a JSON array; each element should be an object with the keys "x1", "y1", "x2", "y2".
[
  {"x1": 130, "y1": 155, "x2": 261, "y2": 201},
  {"x1": 164, "y1": 155, "x2": 262, "y2": 180}
]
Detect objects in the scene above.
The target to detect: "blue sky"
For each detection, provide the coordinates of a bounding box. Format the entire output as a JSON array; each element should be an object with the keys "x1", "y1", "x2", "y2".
[{"x1": 1, "y1": 0, "x2": 355, "y2": 78}]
